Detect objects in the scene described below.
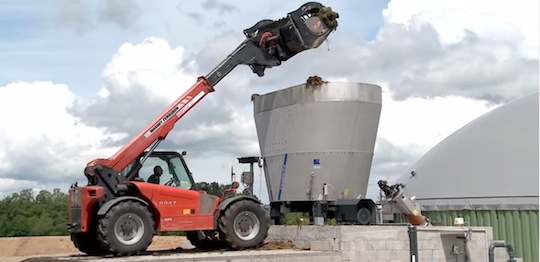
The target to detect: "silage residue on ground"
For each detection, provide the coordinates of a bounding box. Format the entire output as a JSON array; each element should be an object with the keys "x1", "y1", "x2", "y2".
[{"x1": 258, "y1": 240, "x2": 299, "y2": 250}]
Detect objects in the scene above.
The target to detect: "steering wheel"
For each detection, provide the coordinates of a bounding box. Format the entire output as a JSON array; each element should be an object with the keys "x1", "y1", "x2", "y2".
[{"x1": 164, "y1": 177, "x2": 176, "y2": 187}]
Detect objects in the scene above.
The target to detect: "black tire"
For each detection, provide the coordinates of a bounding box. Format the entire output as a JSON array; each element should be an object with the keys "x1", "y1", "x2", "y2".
[
  {"x1": 186, "y1": 231, "x2": 226, "y2": 250},
  {"x1": 218, "y1": 200, "x2": 269, "y2": 249},
  {"x1": 186, "y1": 231, "x2": 200, "y2": 247},
  {"x1": 97, "y1": 200, "x2": 155, "y2": 256},
  {"x1": 356, "y1": 207, "x2": 372, "y2": 225},
  {"x1": 71, "y1": 232, "x2": 109, "y2": 256},
  {"x1": 272, "y1": 216, "x2": 282, "y2": 225}
]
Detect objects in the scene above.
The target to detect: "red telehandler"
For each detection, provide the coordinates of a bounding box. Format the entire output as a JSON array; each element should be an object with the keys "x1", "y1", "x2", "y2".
[{"x1": 67, "y1": 2, "x2": 339, "y2": 257}]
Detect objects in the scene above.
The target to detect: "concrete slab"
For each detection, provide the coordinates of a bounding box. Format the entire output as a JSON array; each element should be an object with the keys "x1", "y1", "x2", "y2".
[{"x1": 12, "y1": 250, "x2": 340, "y2": 262}]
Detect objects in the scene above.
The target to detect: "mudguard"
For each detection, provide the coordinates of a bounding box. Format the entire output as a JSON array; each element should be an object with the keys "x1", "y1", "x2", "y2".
[
  {"x1": 217, "y1": 195, "x2": 261, "y2": 211},
  {"x1": 97, "y1": 196, "x2": 149, "y2": 216}
]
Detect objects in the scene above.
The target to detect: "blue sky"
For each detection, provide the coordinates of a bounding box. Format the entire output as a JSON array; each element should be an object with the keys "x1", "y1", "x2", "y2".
[{"x1": 0, "y1": 0, "x2": 389, "y2": 98}]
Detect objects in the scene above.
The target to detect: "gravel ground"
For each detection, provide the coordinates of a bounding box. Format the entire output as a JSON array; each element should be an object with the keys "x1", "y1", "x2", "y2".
[
  {"x1": 0, "y1": 236, "x2": 299, "y2": 262},
  {"x1": 0, "y1": 236, "x2": 187, "y2": 258}
]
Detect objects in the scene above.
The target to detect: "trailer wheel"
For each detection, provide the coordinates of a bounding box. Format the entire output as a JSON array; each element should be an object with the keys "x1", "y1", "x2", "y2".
[
  {"x1": 356, "y1": 207, "x2": 372, "y2": 225},
  {"x1": 97, "y1": 200, "x2": 154, "y2": 256},
  {"x1": 218, "y1": 200, "x2": 269, "y2": 249},
  {"x1": 71, "y1": 232, "x2": 108, "y2": 256}
]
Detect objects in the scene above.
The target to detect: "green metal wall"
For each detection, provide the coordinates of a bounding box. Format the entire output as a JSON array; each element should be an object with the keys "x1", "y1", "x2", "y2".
[{"x1": 395, "y1": 210, "x2": 538, "y2": 262}]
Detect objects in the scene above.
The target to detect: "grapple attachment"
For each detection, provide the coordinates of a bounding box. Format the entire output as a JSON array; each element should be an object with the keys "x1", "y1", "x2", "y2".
[
  {"x1": 205, "y1": 2, "x2": 339, "y2": 85},
  {"x1": 244, "y1": 2, "x2": 340, "y2": 62}
]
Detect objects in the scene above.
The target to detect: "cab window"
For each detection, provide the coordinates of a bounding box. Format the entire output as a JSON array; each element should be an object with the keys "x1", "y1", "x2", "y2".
[
  {"x1": 169, "y1": 155, "x2": 192, "y2": 189},
  {"x1": 122, "y1": 154, "x2": 192, "y2": 189}
]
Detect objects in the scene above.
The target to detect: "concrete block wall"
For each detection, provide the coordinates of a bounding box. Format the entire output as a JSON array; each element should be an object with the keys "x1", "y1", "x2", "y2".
[
  {"x1": 266, "y1": 225, "x2": 520, "y2": 262},
  {"x1": 416, "y1": 227, "x2": 491, "y2": 261}
]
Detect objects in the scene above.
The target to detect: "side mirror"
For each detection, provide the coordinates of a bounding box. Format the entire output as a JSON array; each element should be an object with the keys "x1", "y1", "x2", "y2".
[{"x1": 181, "y1": 151, "x2": 187, "y2": 156}]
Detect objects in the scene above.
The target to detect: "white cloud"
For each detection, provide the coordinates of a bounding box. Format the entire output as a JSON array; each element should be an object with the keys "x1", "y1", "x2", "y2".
[
  {"x1": 0, "y1": 82, "x2": 96, "y2": 145},
  {"x1": 0, "y1": 178, "x2": 38, "y2": 195},
  {"x1": 0, "y1": 81, "x2": 123, "y2": 185},
  {"x1": 101, "y1": 37, "x2": 197, "y2": 103},
  {"x1": 0, "y1": 151, "x2": 8, "y2": 170},
  {"x1": 377, "y1": 84, "x2": 499, "y2": 149},
  {"x1": 0, "y1": 178, "x2": 71, "y2": 199},
  {"x1": 73, "y1": 37, "x2": 200, "y2": 138},
  {"x1": 98, "y1": 0, "x2": 140, "y2": 29},
  {"x1": 249, "y1": 21, "x2": 537, "y2": 104},
  {"x1": 383, "y1": 0, "x2": 539, "y2": 58}
]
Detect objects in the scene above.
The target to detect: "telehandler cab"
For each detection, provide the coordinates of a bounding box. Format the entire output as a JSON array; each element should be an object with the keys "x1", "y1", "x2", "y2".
[{"x1": 67, "y1": 2, "x2": 339, "y2": 256}]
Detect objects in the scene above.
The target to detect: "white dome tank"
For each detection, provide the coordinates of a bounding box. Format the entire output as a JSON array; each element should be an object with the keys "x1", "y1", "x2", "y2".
[{"x1": 397, "y1": 92, "x2": 539, "y2": 210}]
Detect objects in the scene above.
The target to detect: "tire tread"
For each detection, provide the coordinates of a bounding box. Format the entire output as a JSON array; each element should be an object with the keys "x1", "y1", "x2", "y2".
[
  {"x1": 96, "y1": 200, "x2": 155, "y2": 256},
  {"x1": 71, "y1": 232, "x2": 108, "y2": 255},
  {"x1": 218, "y1": 200, "x2": 269, "y2": 250}
]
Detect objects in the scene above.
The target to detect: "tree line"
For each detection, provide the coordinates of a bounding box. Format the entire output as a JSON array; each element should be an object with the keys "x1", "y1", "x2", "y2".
[
  {"x1": 0, "y1": 182, "x2": 242, "y2": 237},
  {"x1": 0, "y1": 188, "x2": 68, "y2": 237}
]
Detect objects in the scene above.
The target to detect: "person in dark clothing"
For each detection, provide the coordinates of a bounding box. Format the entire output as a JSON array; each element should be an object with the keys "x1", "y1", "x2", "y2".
[{"x1": 147, "y1": 165, "x2": 163, "y2": 184}]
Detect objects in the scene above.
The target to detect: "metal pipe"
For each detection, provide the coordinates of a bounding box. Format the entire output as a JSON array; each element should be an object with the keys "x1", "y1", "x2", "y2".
[
  {"x1": 488, "y1": 242, "x2": 516, "y2": 262},
  {"x1": 126, "y1": 139, "x2": 162, "y2": 181},
  {"x1": 248, "y1": 161, "x2": 254, "y2": 196},
  {"x1": 140, "y1": 139, "x2": 162, "y2": 164},
  {"x1": 408, "y1": 225, "x2": 419, "y2": 262}
]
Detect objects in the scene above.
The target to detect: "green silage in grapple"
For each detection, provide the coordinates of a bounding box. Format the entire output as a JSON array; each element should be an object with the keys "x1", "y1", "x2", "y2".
[{"x1": 316, "y1": 6, "x2": 339, "y2": 31}]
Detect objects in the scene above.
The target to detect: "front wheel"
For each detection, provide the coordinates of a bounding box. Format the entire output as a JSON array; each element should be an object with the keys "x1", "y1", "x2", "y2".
[
  {"x1": 218, "y1": 200, "x2": 269, "y2": 249},
  {"x1": 71, "y1": 232, "x2": 109, "y2": 256},
  {"x1": 97, "y1": 200, "x2": 155, "y2": 256}
]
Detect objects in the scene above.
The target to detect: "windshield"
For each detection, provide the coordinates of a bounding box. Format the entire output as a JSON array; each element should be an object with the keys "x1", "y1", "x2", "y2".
[{"x1": 121, "y1": 153, "x2": 193, "y2": 189}]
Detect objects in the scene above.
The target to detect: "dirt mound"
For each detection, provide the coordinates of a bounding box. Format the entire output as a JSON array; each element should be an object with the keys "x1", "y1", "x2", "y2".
[{"x1": 305, "y1": 75, "x2": 328, "y2": 88}]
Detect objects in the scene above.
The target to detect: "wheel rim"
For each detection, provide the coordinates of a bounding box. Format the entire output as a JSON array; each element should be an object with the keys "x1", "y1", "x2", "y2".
[
  {"x1": 233, "y1": 211, "x2": 260, "y2": 241},
  {"x1": 114, "y1": 213, "x2": 145, "y2": 245},
  {"x1": 357, "y1": 208, "x2": 371, "y2": 225}
]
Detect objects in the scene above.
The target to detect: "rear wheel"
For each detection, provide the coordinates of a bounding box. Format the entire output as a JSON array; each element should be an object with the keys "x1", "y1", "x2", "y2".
[
  {"x1": 71, "y1": 232, "x2": 109, "y2": 256},
  {"x1": 186, "y1": 230, "x2": 226, "y2": 250},
  {"x1": 97, "y1": 200, "x2": 155, "y2": 256},
  {"x1": 218, "y1": 200, "x2": 269, "y2": 249}
]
